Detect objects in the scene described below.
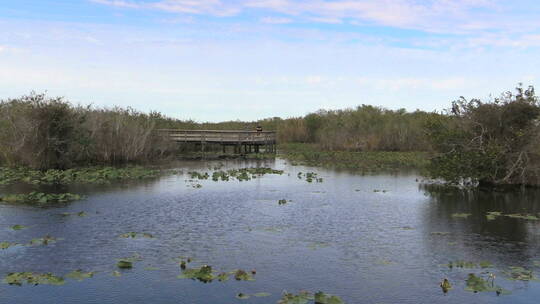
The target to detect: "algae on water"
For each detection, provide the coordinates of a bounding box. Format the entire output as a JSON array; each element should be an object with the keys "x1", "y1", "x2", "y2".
[
  {"x1": 66, "y1": 270, "x2": 94, "y2": 281},
  {"x1": 4, "y1": 272, "x2": 65, "y2": 286},
  {"x1": 0, "y1": 192, "x2": 82, "y2": 206}
]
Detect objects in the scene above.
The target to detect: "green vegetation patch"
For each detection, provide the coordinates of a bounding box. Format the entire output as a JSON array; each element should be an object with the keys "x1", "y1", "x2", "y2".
[
  {"x1": 297, "y1": 172, "x2": 323, "y2": 183},
  {"x1": 11, "y1": 225, "x2": 27, "y2": 231},
  {"x1": 178, "y1": 265, "x2": 215, "y2": 283},
  {"x1": 279, "y1": 143, "x2": 428, "y2": 172},
  {"x1": 504, "y1": 214, "x2": 539, "y2": 220},
  {"x1": 278, "y1": 291, "x2": 314, "y2": 304},
  {"x1": 119, "y1": 232, "x2": 154, "y2": 239},
  {"x1": 465, "y1": 273, "x2": 506, "y2": 294},
  {"x1": 486, "y1": 211, "x2": 502, "y2": 221},
  {"x1": 451, "y1": 213, "x2": 471, "y2": 219},
  {"x1": 0, "y1": 166, "x2": 160, "y2": 185},
  {"x1": 277, "y1": 291, "x2": 345, "y2": 304},
  {"x1": 314, "y1": 291, "x2": 345, "y2": 304},
  {"x1": 233, "y1": 269, "x2": 255, "y2": 281},
  {"x1": 4, "y1": 272, "x2": 65, "y2": 286},
  {"x1": 504, "y1": 267, "x2": 538, "y2": 281},
  {"x1": 0, "y1": 192, "x2": 82, "y2": 206},
  {"x1": 116, "y1": 254, "x2": 142, "y2": 269},
  {"x1": 446, "y1": 260, "x2": 492, "y2": 269},
  {"x1": 66, "y1": 270, "x2": 94, "y2": 281},
  {"x1": 0, "y1": 241, "x2": 19, "y2": 249},
  {"x1": 29, "y1": 235, "x2": 58, "y2": 246},
  {"x1": 189, "y1": 167, "x2": 284, "y2": 183},
  {"x1": 236, "y1": 293, "x2": 250, "y2": 300}
]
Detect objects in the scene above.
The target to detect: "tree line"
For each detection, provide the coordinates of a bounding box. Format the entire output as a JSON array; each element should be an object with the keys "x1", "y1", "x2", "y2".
[{"x1": 1, "y1": 86, "x2": 539, "y2": 186}]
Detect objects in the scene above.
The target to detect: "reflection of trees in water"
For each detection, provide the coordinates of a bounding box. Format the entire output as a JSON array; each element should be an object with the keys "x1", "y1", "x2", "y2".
[{"x1": 419, "y1": 183, "x2": 540, "y2": 267}]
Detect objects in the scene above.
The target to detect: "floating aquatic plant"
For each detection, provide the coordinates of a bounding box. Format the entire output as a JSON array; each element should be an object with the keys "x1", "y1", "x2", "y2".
[
  {"x1": 178, "y1": 265, "x2": 214, "y2": 283},
  {"x1": 0, "y1": 166, "x2": 161, "y2": 186},
  {"x1": 486, "y1": 211, "x2": 502, "y2": 221},
  {"x1": 431, "y1": 231, "x2": 450, "y2": 236},
  {"x1": 504, "y1": 214, "x2": 539, "y2": 220},
  {"x1": 4, "y1": 272, "x2": 65, "y2": 286},
  {"x1": 29, "y1": 235, "x2": 57, "y2": 246},
  {"x1": 189, "y1": 168, "x2": 284, "y2": 183},
  {"x1": 464, "y1": 273, "x2": 505, "y2": 293},
  {"x1": 116, "y1": 254, "x2": 142, "y2": 269},
  {"x1": 0, "y1": 241, "x2": 19, "y2": 250},
  {"x1": 236, "y1": 293, "x2": 250, "y2": 300},
  {"x1": 233, "y1": 269, "x2": 255, "y2": 281},
  {"x1": 0, "y1": 192, "x2": 82, "y2": 205},
  {"x1": 451, "y1": 213, "x2": 471, "y2": 219},
  {"x1": 116, "y1": 260, "x2": 133, "y2": 269},
  {"x1": 440, "y1": 278, "x2": 452, "y2": 293},
  {"x1": 278, "y1": 291, "x2": 314, "y2": 304},
  {"x1": 119, "y1": 232, "x2": 154, "y2": 239},
  {"x1": 11, "y1": 225, "x2": 27, "y2": 231},
  {"x1": 504, "y1": 267, "x2": 538, "y2": 281},
  {"x1": 314, "y1": 291, "x2": 345, "y2": 304},
  {"x1": 66, "y1": 270, "x2": 94, "y2": 281},
  {"x1": 217, "y1": 272, "x2": 229, "y2": 281}
]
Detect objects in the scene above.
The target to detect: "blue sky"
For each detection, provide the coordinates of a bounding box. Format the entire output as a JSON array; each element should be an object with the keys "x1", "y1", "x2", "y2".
[{"x1": 1, "y1": 0, "x2": 540, "y2": 121}]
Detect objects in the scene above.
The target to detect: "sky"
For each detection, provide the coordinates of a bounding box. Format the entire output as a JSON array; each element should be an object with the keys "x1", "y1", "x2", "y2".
[{"x1": 1, "y1": 0, "x2": 540, "y2": 122}]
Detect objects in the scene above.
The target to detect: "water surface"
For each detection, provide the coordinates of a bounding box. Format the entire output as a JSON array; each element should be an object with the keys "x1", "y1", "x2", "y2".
[{"x1": 1, "y1": 159, "x2": 540, "y2": 303}]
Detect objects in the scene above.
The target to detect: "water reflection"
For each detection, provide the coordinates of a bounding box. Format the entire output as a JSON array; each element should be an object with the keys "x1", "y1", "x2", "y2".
[{"x1": 0, "y1": 161, "x2": 539, "y2": 304}]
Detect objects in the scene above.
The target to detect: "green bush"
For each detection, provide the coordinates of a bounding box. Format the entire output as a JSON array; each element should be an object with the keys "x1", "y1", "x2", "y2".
[{"x1": 425, "y1": 85, "x2": 540, "y2": 186}]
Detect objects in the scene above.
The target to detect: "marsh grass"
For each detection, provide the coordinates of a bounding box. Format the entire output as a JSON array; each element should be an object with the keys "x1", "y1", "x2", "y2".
[{"x1": 280, "y1": 143, "x2": 428, "y2": 171}]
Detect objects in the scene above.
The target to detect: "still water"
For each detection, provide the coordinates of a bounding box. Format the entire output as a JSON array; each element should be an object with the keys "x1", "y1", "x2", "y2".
[{"x1": 1, "y1": 159, "x2": 540, "y2": 304}]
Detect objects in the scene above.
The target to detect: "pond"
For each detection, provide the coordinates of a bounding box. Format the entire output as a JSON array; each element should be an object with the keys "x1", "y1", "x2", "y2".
[{"x1": 1, "y1": 159, "x2": 540, "y2": 303}]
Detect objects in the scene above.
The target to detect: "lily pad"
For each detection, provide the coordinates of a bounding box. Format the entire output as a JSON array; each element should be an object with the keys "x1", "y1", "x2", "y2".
[
  {"x1": 504, "y1": 267, "x2": 538, "y2": 281},
  {"x1": 117, "y1": 260, "x2": 133, "y2": 269},
  {"x1": 66, "y1": 270, "x2": 94, "y2": 281},
  {"x1": 116, "y1": 254, "x2": 142, "y2": 269},
  {"x1": 234, "y1": 269, "x2": 255, "y2": 281},
  {"x1": 486, "y1": 211, "x2": 502, "y2": 221},
  {"x1": 11, "y1": 225, "x2": 27, "y2": 231},
  {"x1": 504, "y1": 214, "x2": 539, "y2": 220},
  {"x1": 236, "y1": 293, "x2": 250, "y2": 300},
  {"x1": 314, "y1": 291, "x2": 345, "y2": 304},
  {"x1": 178, "y1": 265, "x2": 214, "y2": 283},
  {"x1": 29, "y1": 235, "x2": 57, "y2": 246},
  {"x1": 465, "y1": 273, "x2": 506, "y2": 293},
  {"x1": 0, "y1": 241, "x2": 19, "y2": 250},
  {"x1": 431, "y1": 231, "x2": 450, "y2": 236},
  {"x1": 217, "y1": 272, "x2": 229, "y2": 281},
  {"x1": 440, "y1": 279, "x2": 452, "y2": 293},
  {"x1": 278, "y1": 291, "x2": 313, "y2": 304},
  {"x1": 4, "y1": 272, "x2": 65, "y2": 286}
]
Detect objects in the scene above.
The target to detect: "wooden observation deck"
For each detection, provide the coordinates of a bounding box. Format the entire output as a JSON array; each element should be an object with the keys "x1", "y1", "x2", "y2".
[{"x1": 158, "y1": 129, "x2": 277, "y2": 153}]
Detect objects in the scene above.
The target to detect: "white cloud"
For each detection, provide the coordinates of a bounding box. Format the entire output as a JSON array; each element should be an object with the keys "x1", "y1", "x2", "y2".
[
  {"x1": 90, "y1": 0, "x2": 540, "y2": 36},
  {"x1": 260, "y1": 17, "x2": 293, "y2": 24}
]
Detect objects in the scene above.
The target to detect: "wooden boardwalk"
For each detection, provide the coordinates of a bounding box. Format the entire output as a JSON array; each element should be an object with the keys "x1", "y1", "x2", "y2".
[{"x1": 158, "y1": 129, "x2": 277, "y2": 153}]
